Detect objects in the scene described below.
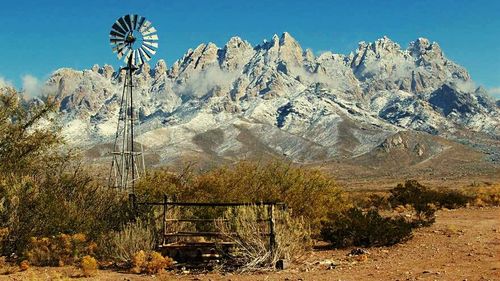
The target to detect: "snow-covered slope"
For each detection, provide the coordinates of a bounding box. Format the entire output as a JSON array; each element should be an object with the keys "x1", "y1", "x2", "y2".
[{"x1": 42, "y1": 33, "x2": 499, "y2": 164}]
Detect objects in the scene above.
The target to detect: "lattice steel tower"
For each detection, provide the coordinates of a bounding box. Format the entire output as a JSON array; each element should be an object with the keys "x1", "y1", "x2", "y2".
[{"x1": 108, "y1": 14, "x2": 159, "y2": 192}]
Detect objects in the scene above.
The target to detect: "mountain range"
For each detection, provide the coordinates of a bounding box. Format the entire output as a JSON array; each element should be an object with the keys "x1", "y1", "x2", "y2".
[{"x1": 15, "y1": 32, "x2": 500, "y2": 183}]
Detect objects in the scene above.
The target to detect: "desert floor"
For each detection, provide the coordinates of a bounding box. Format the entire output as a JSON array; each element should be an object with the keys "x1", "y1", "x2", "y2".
[{"x1": 2, "y1": 207, "x2": 499, "y2": 281}]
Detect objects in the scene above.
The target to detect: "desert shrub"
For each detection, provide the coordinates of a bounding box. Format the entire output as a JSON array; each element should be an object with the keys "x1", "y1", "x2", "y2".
[
  {"x1": 79, "y1": 255, "x2": 98, "y2": 277},
  {"x1": 137, "y1": 161, "x2": 345, "y2": 232},
  {"x1": 349, "y1": 192, "x2": 390, "y2": 210},
  {"x1": 24, "y1": 233, "x2": 96, "y2": 266},
  {"x1": 97, "y1": 219, "x2": 155, "y2": 263},
  {"x1": 130, "y1": 250, "x2": 174, "y2": 274},
  {"x1": 0, "y1": 170, "x2": 132, "y2": 256},
  {"x1": 320, "y1": 208, "x2": 414, "y2": 248},
  {"x1": 389, "y1": 180, "x2": 470, "y2": 225},
  {"x1": 468, "y1": 184, "x2": 500, "y2": 206},
  {"x1": 216, "y1": 205, "x2": 311, "y2": 270},
  {"x1": 0, "y1": 90, "x2": 133, "y2": 256}
]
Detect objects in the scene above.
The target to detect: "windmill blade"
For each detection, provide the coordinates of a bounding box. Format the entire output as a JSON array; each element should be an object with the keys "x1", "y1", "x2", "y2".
[
  {"x1": 136, "y1": 50, "x2": 145, "y2": 66},
  {"x1": 116, "y1": 18, "x2": 129, "y2": 34},
  {"x1": 111, "y1": 41, "x2": 126, "y2": 49},
  {"x1": 123, "y1": 48, "x2": 133, "y2": 63},
  {"x1": 124, "y1": 15, "x2": 133, "y2": 32},
  {"x1": 131, "y1": 50, "x2": 136, "y2": 65},
  {"x1": 143, "y1": 34, "x2": 159, "y2": 41},
  {"x1": 131, "y1": 14, "x2": 138, "y2": 30},
  {"x1": 117, "y1": 46, "x2": 130, "y2": 60},
  {"x1": 135, "y1": 50, "x2": 144, "y2": 65},
  {"x1": 133, "y1": 50, "x2": 142, "y2": 66},
  {"x1": 111, "y1": 22, "x2": 127, "y2": 36},
  {"x1": 140, "y1": 46, "x2": 154, "y2": 58},
  {"x1": 142, "y1": 26, "x2": 157, "y2": 36},
  {"x1": 110, "y1": 30, "x2": 125, "y2": 38},
  {"x1": 139, "y1": 20, "x2": 152, "y2": 33},
  {"x1": 139, "y1": 47, "x2": 152, "y2": 61},
  {"x1": 136, "y1": 16, "x2": 146, "y2": 31},
  {"x1": 112, "y1": 42, "x2": 127, "y2": 53},
  {"x1": 110, "y1": 37, "x2": 126, "y2": 44},
  {"x1": 143, "y1": 40, "x2": 159, "y2": 49},
  {"x1": 118, "y1": 17, "x2": 131, "y2": 33},
  {"x1": 137, "y1": 49, "x2": 146, "y2": 64},
  {"x1": 142, "y1": 44, "x2": 157, "y2": 56}
]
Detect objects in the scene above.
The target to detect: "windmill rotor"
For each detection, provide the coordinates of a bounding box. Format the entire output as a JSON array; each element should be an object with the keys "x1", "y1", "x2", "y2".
[{"x1": 109, "y1": 14, "x2": 159, "y2": 66}]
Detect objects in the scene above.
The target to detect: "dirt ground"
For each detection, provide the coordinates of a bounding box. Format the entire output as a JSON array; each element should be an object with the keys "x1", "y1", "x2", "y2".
[{"x1": 2, "y1": 207, "x2": 499, "y2": 281}]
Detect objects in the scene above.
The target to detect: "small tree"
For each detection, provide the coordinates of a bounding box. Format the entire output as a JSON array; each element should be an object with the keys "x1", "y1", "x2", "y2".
[{"x1": 0, "y1": 89, "x2": 62, "y2": 174}]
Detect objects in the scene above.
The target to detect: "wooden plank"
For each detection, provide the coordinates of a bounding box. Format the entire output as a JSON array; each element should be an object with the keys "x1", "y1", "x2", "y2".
[
  {"x1": 137, "y1": 201, "x2": 285, "y2": 207},
  {"x1": 268, "y1": 204, "x2": 277, "y2": 255},
  {"x1": 164, "y1": 218, "x2": 269, "y2": 223},
  {"x1": 164, "y1": 231, "x2": 271, "y2": 237},
  {"x1": 165, "y1": 218, "x2": 230, "y2": 222},
  {"x1": 164, "y1": 231, "x2": 234, "y2": 237}
]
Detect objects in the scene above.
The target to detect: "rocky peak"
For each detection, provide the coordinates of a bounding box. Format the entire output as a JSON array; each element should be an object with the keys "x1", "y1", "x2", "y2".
[
  {"x1": 354, "y1": 36, "x2": 402, "y2": 59},
  {"x1": 224, "y1": 36, "x2": 251, "y2": 50},
  {"x1": 372, "y1": 36, "x2": 402, "y2": 55},
  {"x1": 279, "y1": 32, "x2": 298, "y2": 46},
  {"x1": 219, "y1": 36, "x2": 254, "y2": 71},
  {"x1": 173, "y1": 43, "x2": 220, "y2": 80},
  {"x1": 278, "y1": 32, "x2": 303, "y2": 67},
  {"x1": 138, "y1": 62, "x2": 151, "y2": 77},
  {"x1": 408, "y1": 38, "x2": 444, "y2": 66},
  {"x1": 408, "y1": 38, "x2": 442, "y2": 56},
  {"x1": 154, "y1": 59, "x2": 167, "y2": 78},
  {"x1": 101, "y1": 65, "x2": 114, "y2": 79},
  {"x1": 350, "y1": 36, "x2": 408, "y2": 84}
]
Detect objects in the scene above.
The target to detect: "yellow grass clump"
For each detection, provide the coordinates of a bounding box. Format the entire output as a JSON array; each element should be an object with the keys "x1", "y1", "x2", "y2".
[
  {"x1": 130, "y1": 250, "x2": 174, "y2": 274},
  {"x1": 79, "y1": 255, "x2": 98, "y2": 277},
  {"x1": 24, "y1": 233, "x2": 96, "y2": 266}
]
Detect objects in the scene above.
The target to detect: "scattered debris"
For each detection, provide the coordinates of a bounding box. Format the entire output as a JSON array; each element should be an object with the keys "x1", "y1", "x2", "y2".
[{"x1": 348, "y1": 248, "x2": 369, "y2": 256}]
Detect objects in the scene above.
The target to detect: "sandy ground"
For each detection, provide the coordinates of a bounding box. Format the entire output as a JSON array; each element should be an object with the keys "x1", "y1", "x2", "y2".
[{"x1": 1, "y1": 207, "x2": 499, "y2": 281}]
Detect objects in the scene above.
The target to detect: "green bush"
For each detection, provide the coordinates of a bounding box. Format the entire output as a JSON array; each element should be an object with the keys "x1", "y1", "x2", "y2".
[
  {"x1": 320, "y1": 208, "x2": 414, "y2": 247},
  {"x1": 389, "y1": 180, "x2": 471, "y2": 225}
]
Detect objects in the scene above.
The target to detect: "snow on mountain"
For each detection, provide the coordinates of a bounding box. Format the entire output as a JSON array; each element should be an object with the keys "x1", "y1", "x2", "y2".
[{"x1": 42, "y1": 32, "x2": 499, "y2": 164}]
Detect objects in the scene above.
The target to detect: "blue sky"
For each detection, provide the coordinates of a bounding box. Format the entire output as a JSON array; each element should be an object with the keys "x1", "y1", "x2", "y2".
[{"x1": 0, "y1": 0, "x2": 499, "y2": 98}]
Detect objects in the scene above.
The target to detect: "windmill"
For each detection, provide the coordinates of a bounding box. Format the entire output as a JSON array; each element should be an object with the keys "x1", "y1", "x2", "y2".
[{"x1": 108, "y1": 14, "x2": 159, "y2": 193}]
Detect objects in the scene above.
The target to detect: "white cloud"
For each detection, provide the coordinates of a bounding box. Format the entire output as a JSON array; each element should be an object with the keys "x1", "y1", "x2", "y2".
[
  {"x1": 0, "y1": 76, "x2": 13, "y2": 88},
  {"x1": 450, "y1": 79, "x2": 477, "y2": 93},
  {"x1": 21, "y1": 74, "x2": 43, "y2": 97},
  {"x1": 175, "y1": 66, "x2": 239, "y2": 98},
  {"x1": 488, "y1": 87, "x2": 500, "y2": 100}
]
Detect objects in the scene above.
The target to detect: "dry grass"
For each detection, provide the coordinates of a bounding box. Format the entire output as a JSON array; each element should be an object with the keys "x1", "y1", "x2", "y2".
[
  {"x1": 97, "y1": 219, "x2": 155, "y2": 263},
  {"x1": 216, "y1": 205, "x2": 311, "y2": 271}
]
